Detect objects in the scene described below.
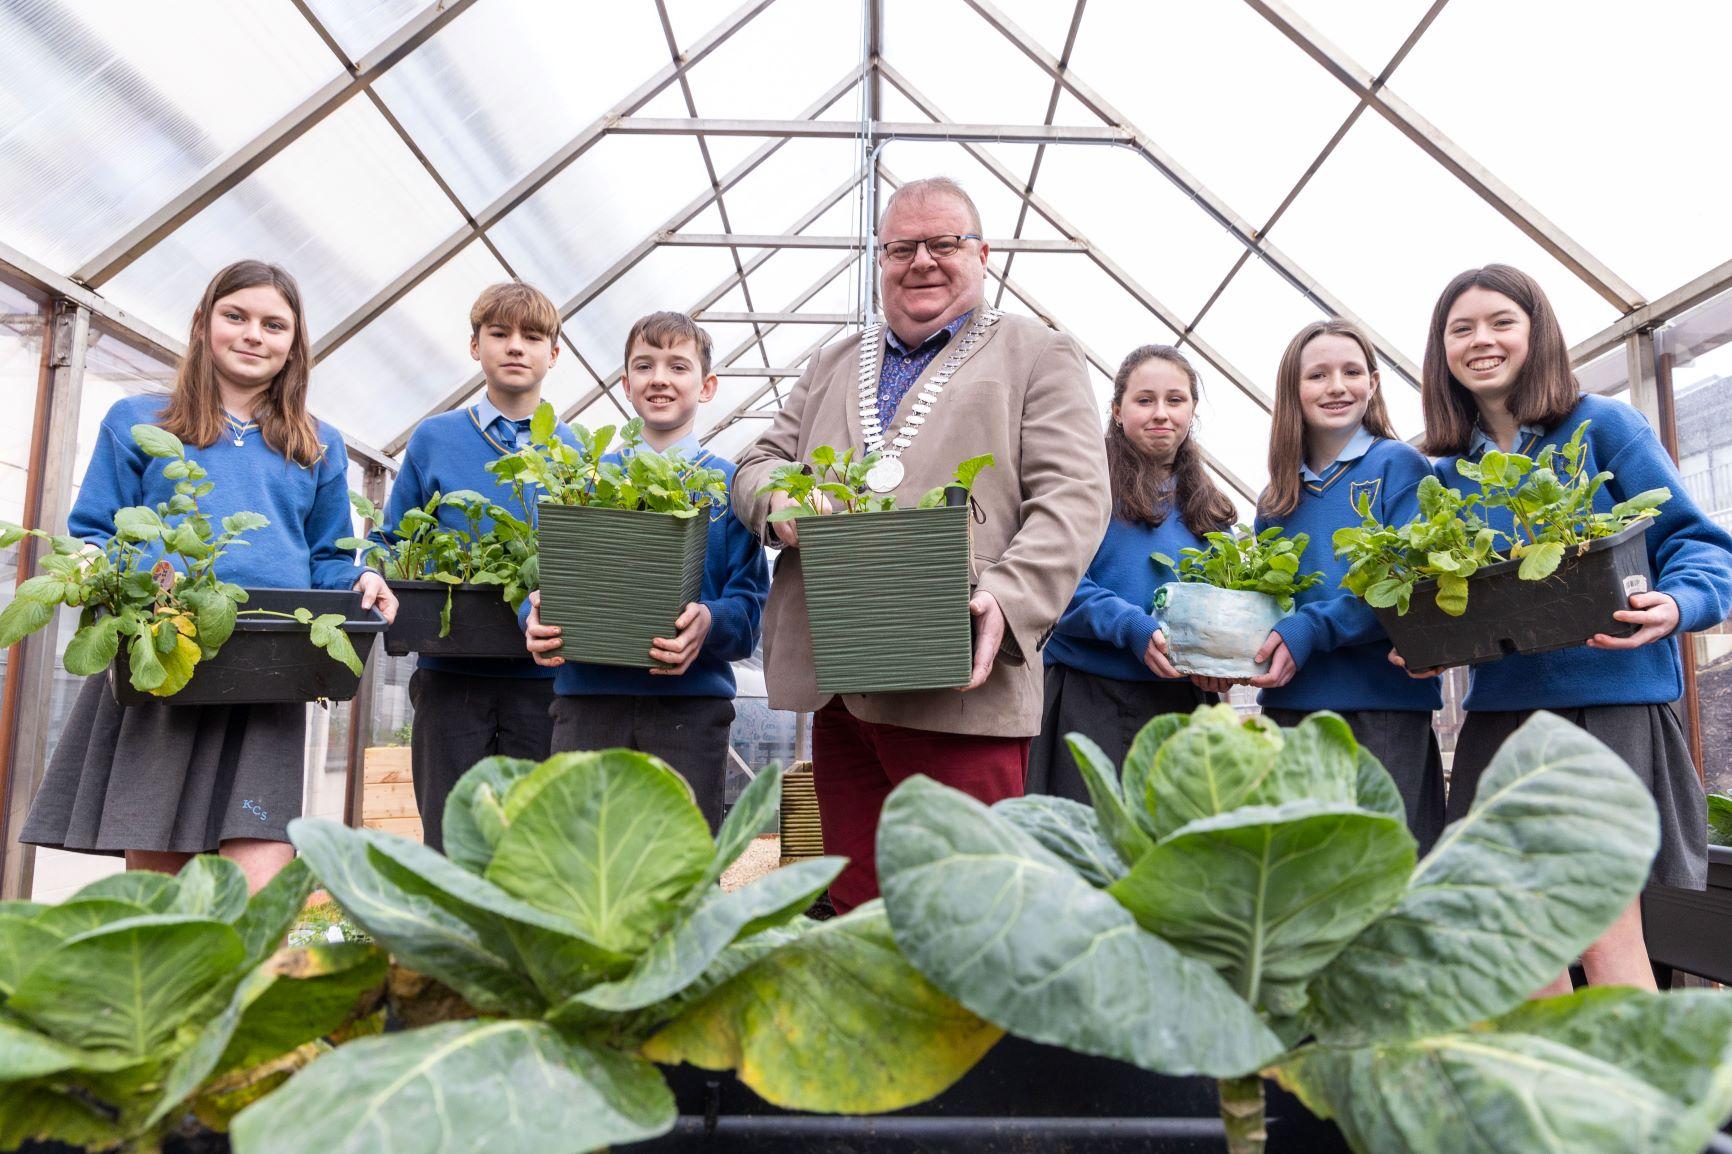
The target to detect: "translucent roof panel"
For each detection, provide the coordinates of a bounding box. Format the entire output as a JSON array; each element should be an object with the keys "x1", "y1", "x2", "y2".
[
  {"x1": 310, "y1": 238, "x2": 511, "y2": 449},
  {"x1": 1192, "y1": 255, "x2": 1327, "y2": 402},
  {"x1": 1281, "y1": 0, "x2": 1437, "y2": 75},
  {"x1": 0, "y1": 2, "x2": 338, "y2": 272},
  {"x1": 102, "y1": 97, "x2": 464, "y2": 343},
  {"x1": 370, "y1": 0, "x2": 670, "y2": 211},
  {"x1": 879, "y1": 0, "x2": 1066, "y2": 126},
  {"x1": 1065, "y1": 0, "x2": 1361, "y2": 226},
  {"x1": 298, "y1": 0, "x2": 425, "y2": 61},
  {"x1": 681, "y1": 0, "x2": 862, "y2": 120},
  {"x1": 563, "y1": 246, "x2": 738, "y2": 373},
  {"x1": 1273, "y1": 111, "x2": 1621, "y2": 367},
  {"x1": 486, "y1": 133, "x2": 712, "y2": 308},
  {"x1": 1393, "y1": 0, "x2": 1732, "y2": 299}
]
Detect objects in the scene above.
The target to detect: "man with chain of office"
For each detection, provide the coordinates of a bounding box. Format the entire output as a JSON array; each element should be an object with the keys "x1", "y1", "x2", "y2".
[{"x1": 733, "y1": 176, "x2": 1110, "y2": 913}]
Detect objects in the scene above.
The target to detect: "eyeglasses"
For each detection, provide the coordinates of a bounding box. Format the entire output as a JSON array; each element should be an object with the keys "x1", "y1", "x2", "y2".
[{"x1": 878, "y1": 234, "x2": 981, "y2": 263}]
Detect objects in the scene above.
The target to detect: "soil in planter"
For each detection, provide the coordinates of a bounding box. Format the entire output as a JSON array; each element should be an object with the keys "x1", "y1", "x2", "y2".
[
  {"x1": 536, "y1": 504, "x2": 708, "y2": 669},
  {"x1": 798, "y1": 505, "x2": 973, "y2": 695},
  {"x1": 1375, "y1": 519, "x2": 1653, "y2": 671},
  {"x1": 382, "y1": 580, "x2": 528, "y2": 659},
  {"x1": 109, "y1": 588, "x2": 384, "y2": 707}
]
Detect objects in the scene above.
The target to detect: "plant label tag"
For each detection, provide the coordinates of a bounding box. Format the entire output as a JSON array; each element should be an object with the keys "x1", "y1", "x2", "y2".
[{"x1": 1623, "y1": 574, "x2": 1649, "y2": 597}]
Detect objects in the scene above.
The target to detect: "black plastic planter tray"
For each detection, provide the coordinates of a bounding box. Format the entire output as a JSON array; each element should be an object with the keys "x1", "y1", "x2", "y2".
[
  {"x1": 382, "y1": 579, "x2": 527, "y2": 659},
  {"x1": 537, "y1": 503, "x2": 709, "y2": 669},
  {"x1": 799, "y1": 503, "x2": 973, "y2": 695},
  {"x1": 1643, "y1": 844, "x2": 1732, "y2": 985},
  {"x1": 108, "y1": 588, "x2": 384, "y2": 707},
  {"x1": 628, "y1": 1035, "x2": 1347, "y2": 1153},
  {"x1": 1374, "y1": 519, "x2": 1653, "y2": 670}
]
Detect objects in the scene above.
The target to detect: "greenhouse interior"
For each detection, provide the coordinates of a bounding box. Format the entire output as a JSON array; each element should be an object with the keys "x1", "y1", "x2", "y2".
[{"x1": 4, "y1": 0, "x2": 1732, "y2": 1151}]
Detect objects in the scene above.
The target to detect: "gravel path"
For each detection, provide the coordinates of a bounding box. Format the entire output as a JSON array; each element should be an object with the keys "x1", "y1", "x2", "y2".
[{"x1": 719, "y1": 835, "x2": 782, "y2": 891}]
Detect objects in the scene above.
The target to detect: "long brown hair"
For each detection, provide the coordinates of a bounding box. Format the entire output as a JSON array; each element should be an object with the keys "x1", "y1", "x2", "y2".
[
  {"x1": 1107, "y1": 344, "x2": 1236, "y2": 534},
  {"x1": 1420, "y1": 264, "x2": 1578, "y2": 457},
  {"x1": 157, "y1": 260, "x2": 323, "y2": 467},
  {"x1": 1259, "y1": 320, "x2": 1398, "y2": 519}
]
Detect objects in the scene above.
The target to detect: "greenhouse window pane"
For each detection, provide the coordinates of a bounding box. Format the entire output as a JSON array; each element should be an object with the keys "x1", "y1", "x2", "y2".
[
  {"x1": 0, "y1": 1, "x2": 338, "y2": 272},
  {"x1": 708, "y1": 139, "x2": 860, "y2": 236},
  {"x1": 565, "y1": 246, "x2": 738, "y2": 371},
  {"x1": 0, "y1": 282, "x2": 44, "y2": 530},
  {"x1": 297, "y1": 0, "x2": 423, "y2": 61},
  {"x1": 880, "y1": 0, "x2": 1059, "y2": 126},
  {"x1": 373, "y1": 0, "x2": 669, "y2": 211},
  {"x1": 487, "y1": 134, "x2": 714, "y2": 308},
  {"x1": 310, "y1": 239, "x2": 511, "y2": 449},
  {"x1": 1393, "y1": 0, "x2": 1732, "y2": 300},
  {"x1": 1273, "y1": 112, "x2": 1619, "y2": 370},
  {"x1": 1190, "y1": 253, "x2": 1326, "y2": 403},
  {"x1": 102, "y1": 98, "x2": 464, "y2": 343},
  {"x1": 1066, "y1": 0, "x2": 1359, "y2": 226},
  {"x1": 683, "y1": 0, "x2": 861, "y2": 120}
]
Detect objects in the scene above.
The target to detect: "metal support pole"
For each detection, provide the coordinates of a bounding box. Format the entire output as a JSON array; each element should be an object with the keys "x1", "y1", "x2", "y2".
[
  {"x1": 342, "y1": 462, "x2": 390, "y2": 829},
  {"x1": 1648, "y1": 334, "x2": 1703, "y2": 782},
  {"x1": 0, "y1": 303, "x2": 88, "y2": 899}
]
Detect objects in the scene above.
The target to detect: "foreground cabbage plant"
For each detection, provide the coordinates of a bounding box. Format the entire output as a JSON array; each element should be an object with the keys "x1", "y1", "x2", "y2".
[
  {"x1": 0, "y1": 857, "x2": 384, "y2": 1153},
  {"x1": 234, "y1": 752, "x2": 999, "y2": 1154},
  {"x1": 879, "y1": 706, "x2": 1732, "y2": 1154}
]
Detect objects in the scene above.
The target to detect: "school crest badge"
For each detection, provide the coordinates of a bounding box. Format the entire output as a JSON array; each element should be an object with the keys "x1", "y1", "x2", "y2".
[{"x1": 1348, "y1": 477, "x2": 1382, "y2": 513}]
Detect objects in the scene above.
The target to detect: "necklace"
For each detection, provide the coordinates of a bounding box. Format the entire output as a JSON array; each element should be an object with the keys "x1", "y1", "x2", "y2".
[
  {"x1": 856, "y1": 308, "x2": 1001, "y2": 493},
  {"x1": 224, "y1": 412, "x2": 255, "y2": 448}
]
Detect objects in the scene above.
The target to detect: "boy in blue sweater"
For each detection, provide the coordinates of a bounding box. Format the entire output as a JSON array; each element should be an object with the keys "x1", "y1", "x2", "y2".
[
  {"x1": 380, "y1": 282, "x2": 577, "y2": 851},
  {"x1": 524, "y1": 312, "x2": 768, "y2": 831}
]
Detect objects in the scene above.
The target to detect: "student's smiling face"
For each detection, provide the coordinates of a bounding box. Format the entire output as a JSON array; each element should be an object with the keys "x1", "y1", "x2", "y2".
[
  {"x1": 1114, "y1": 357, "x2": 1194, "y2": 465},
  {"x1": 1297, "y1": 332, "x2": 1379, "y2": 435},
  {"x1": 208, "y1": 285, "x2": 295, "y2": 393},
  {"x1": 1444, "y1": 287, "x2": 1531, "y2": 407},
  {"x1": 623, "y1": 337, "x2": 716, "y2": 435}
]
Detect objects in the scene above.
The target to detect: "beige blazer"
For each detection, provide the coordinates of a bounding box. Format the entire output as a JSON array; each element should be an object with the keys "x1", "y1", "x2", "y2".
[{"x1": 733, "y1": 312, "x2": 1111, "y2": 738}]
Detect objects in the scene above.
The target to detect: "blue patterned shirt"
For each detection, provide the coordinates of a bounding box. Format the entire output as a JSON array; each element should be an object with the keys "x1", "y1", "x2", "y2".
[{"x1": 877, "y1": 311, "x2": 973, "y2": 430}]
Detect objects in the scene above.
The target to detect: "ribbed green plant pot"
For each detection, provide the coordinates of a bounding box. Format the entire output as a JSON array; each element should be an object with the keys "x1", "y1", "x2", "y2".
[
  {"x1": 536, "y1": 503, "x2": 709, "y2": 669},
  {"x1": 799, "y1": 504, "x2": 973, "y2": 694}
]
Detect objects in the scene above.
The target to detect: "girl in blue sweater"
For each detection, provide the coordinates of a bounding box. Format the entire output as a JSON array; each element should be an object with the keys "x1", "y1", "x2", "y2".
[
  {"x1": 1404, "y1": 263, "x2": 1732, "y2": 991},
  {"x1": 1027, "y1": 345, "x2": 1236, "y2": 801},
  {"x1": 22, "y1": 260, "x2": 396, "y2": 892},
  {"x1": 1245, "y1": 320, "x2": 1445, "y2": 851}
]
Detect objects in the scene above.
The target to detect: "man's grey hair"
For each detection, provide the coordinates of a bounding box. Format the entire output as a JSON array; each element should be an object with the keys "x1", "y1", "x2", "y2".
[{"x1": 878, "y1": 177, "x2": 983, "y2": 235}]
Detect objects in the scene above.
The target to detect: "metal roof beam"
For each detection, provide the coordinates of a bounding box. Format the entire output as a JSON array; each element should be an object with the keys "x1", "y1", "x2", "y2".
[
  {"x1": 608, "y1": 118, "x2": 1132, "y2": 143},
  {"x1": 957, "y1": 0, "x2": 1420, "y2": 386},
  {"x1": 1244, "y1": 0, "x2": 1642, "y2": 312},
  {"x1": 75, "y1": 0, "x2": 479, "y2": 287},
  {"x1": 1571, "y1": 257, "x2": 1732, "y2": 368},
  {"x1": 656, "y1": 233, "x2": 1085, "y2": 252},
  {"x1": 702, "y1": 324, "x2": 848, "y2": 441},
  {"x1": 698, "y1": 311, "x2": 855, "y2": 323},
  {"x1": 312, "y1": 0, "x2": 783, "y2": 365}
]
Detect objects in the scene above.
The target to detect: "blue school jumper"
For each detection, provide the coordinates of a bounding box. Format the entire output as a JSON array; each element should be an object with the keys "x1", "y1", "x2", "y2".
[
  {"x1": 1045, "y1": 510, "x2": 1208, "y2": 683},
  {"x1": 1435, "y1": 394, "x2": 1732, "y2": 711},
  {"x1": 71, "y1": 393, "x2": 362, "y2": 591},
  {"x1": 538, "y1": 434, "x2": 768, "y2": 699},
  {"x1": 380, "y1": 400, "x2": 579, "y2": 678},
  {"x1": 1255, "y1": 430, "x2": 1442, "y2": 713}
]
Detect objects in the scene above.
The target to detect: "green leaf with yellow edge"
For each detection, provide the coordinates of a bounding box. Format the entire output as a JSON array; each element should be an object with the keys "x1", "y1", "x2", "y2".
[{"x1": 644, "y1": 903, "x2": 1003, "y2": 1113}]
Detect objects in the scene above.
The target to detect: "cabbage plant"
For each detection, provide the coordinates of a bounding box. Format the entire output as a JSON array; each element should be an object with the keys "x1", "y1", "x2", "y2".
[
  {"x1": 234, "y1": 752, "x2": 999, "y2": 1154},
  {"x1": 878, "y1": 706, "x2": 1732, "y2": 1154},
  {"x1": 0, "y1": 857, "x2": 385, "y2": 1152}
]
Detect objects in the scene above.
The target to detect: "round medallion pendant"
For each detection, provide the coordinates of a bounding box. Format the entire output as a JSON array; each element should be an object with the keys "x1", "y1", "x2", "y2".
[{"x1": 865, "y1": 456, "x2": 905, "y2": 493}]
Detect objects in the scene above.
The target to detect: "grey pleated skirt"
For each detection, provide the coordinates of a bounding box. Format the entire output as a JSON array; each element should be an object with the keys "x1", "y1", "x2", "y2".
[
  {"x1": 21, "y1": 674, "x2": 306, "y2": 856},
  {"x1": 1026, "y1": 663, "x2": 1214, "y2": 803},
  {"x1": 1263, "y1": 707, "x2": 1447, "y2": 855},
  {"x1": 1446, "y1": 705, "x2": 1706, "y2": 889}
]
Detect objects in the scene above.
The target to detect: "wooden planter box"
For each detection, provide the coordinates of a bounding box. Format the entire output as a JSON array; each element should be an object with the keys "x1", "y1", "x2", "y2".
[
  {"x1": 537, "y1": 504, "x2": 709, "y2": 669},
  {"x1": 1373, "y1": 520, "x2": 1654, "y2": 670},
  {"x1": 778, "y1": 761, "x2": 822, "y2": 866},
  {"x1": 110, "y1": 588, "x2": 384, "y2": 707},
  {"x1": 799, "y1": 505, "x2": 973, "y2": 695},
  {"x1": 361, "y1": 745, "x2": 421, "y2": 842}
]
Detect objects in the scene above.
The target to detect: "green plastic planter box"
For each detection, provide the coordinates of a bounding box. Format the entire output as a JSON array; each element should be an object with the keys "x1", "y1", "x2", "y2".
[
  {"x1": 536, "y1": 503, "x2": 709, "y2": 669},
  {"x1": 799, "y1": 504, "x2": 973, "y2": 695}
]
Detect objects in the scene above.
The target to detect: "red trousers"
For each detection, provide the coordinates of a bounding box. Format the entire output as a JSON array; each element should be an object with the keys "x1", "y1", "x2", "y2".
[{"x1": 812, "y1": 699, "x2": 1029, "y2": 913}]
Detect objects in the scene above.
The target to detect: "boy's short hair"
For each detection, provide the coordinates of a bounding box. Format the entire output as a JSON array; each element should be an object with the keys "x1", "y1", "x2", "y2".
[
  {"x1": 470, "y1": 282, "x2": 560, "y2": 340},
  {"x1": 624, "y1": 311, "x2": 714, "y2": 377}
]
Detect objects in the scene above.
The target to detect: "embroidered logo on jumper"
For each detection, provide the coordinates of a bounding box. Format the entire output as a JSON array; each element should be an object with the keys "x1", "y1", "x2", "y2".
[
  {"x1": 241, "y1": 799, "x2": 269, "y2": 823},
  {"x1": 1348, "y1": 477, "x2": 1383, "y2": 511}
]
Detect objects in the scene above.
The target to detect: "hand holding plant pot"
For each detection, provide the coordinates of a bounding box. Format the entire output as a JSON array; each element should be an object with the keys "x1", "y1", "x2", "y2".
[
  {"x1": 1336, "y1": 421, "x2": 1670, "y2": 670},
  {"x1": 1151, "y1": 525, "x2": 1324, "y2": 680}
]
